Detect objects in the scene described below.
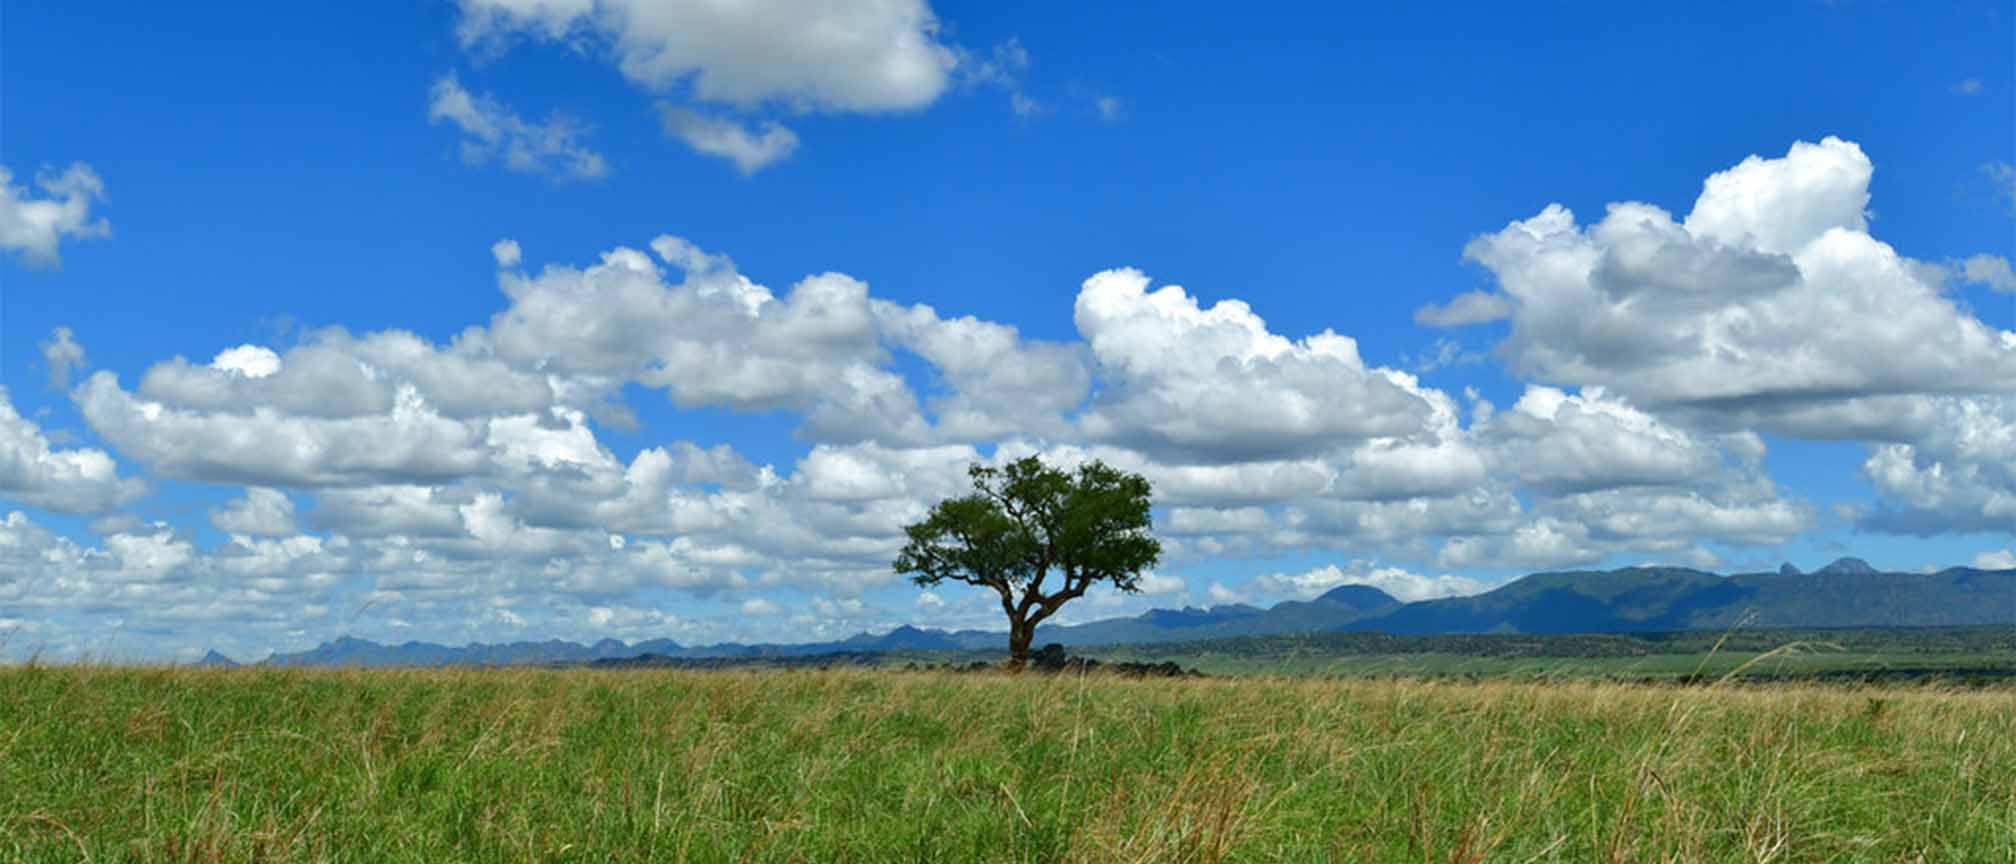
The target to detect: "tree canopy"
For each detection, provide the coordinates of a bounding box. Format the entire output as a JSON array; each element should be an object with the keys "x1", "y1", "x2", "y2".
[{"x1": 894, "y1": 456, "x2": 1161, "y2": 667}]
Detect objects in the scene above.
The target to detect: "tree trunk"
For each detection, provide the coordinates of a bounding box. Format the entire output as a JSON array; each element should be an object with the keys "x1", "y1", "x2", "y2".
[{"x1": 1005, "y1": 617, "x2": 1033, "y2": 671}]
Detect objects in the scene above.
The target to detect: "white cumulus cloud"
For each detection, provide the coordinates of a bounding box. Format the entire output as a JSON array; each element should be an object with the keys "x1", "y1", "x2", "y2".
[
  {"x1": 456, "y1": 0, "x2": 957, "y2": 113},
  {"x1": 1451, "y1": 137, "x2": 2016, "y2": 440},
  {"x1": 1857, "y1": 397, "x2": 2016, "y2": 535},
  {"x1": 0, "y1": 163, "x2": 109, "y2": 266},
  {"x1": 1413, "y1": 290, "x2": 1512, "y2": 327},
  {"x1": 1961, "y1": 254, "x2": 2016, "y2": 293},
  {"x1": 429, "y1": 76, "x2": 609, "y2": 180},
  {"x1": 40, "y1": 327, "x2": 87, "y2": 388},
  {"x1": 658, "y1": 106, "x2": 799, "y2": 175},
  {"x1": 1973, "y1": 549, "x2": 2015, "y2": 570},
  {"x1": 1074, "y1": 268, "x2": 1437, "y2": 463},
  {"x1": 211, "y1": 488, "x2": 300, "y2": 537},
  {"x1": 0, "y1": 388, "x2": 143, "y2": 514},
  {"x1": 1255, "y1": 562, "x2": 1488, "y2": 603}
]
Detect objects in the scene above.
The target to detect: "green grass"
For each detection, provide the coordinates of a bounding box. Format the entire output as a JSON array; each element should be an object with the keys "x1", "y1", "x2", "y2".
[
  {"x1": 1050, "y1": 626, "x2": 2016, "y2": 681},
  {"x1": 1068, "y1": 646, "x2": 2016, "y2": 680},
  {"x1": 4, "y1": 666, "x2": 2013, "y2": 862}
]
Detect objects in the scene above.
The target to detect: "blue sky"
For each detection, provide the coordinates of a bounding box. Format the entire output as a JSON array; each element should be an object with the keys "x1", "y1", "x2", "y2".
[{"x1": 2, "y1": 0, "x2": 2011, "y2": 660}]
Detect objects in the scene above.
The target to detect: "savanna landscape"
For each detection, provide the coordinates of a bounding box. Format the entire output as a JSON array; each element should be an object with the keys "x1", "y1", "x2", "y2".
[{"x1": 6, "y1": 0, "x2": 2016, "y2": 862}]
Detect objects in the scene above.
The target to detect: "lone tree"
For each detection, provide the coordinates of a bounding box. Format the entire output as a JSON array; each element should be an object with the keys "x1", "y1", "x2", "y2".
[{"x1": 895, "y1": 456, "x2": 1161, "y2": 668}]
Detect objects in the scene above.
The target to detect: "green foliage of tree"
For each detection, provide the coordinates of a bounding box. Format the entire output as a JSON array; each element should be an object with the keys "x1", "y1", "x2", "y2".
[{"x1": 895, "y1": 456, "x2": 1161, "y2": 668}]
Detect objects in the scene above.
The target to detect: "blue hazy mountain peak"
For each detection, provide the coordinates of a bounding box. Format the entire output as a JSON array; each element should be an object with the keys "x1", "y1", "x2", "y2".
[{"x1": 248, "y1": 562, "x2": 2012, "y2": 667}]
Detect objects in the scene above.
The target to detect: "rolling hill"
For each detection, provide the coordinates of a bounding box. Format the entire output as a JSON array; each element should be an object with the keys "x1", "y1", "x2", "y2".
[{"x1": 1350, "y1": 559, "x2": 2016, "y2": 635}]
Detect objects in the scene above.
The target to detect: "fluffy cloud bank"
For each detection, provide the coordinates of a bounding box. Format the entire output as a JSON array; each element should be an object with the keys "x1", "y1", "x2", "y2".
[
  {"x1": 1448, "y1": 138, "x2": 2016, "y2": 437},
  {"x1": 1857, "y1": 397, "x2": 2016, "y2": 535},
  {"x1": 1426, "y1": 136, "x2": 2015, "y2": 540},
  {"x1": 1075, "y1": 269, "x2": 1437, "y2": 463},
  {"x1": 19, "y1": 227, "x2": 1811, "y2": 657},
  {"x1": 0, "y1": 389, "x2": 143, "y2": 513},
  {"x1": 74, "y1": 325, "x2": 559, "y2": 488},
  {"x1": 7, "y1": 137, "x2": 2009, "y2": 659}
]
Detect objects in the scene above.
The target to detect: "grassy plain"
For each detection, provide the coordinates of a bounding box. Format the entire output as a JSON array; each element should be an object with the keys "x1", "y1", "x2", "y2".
[
  {"x1": 1068, "y1": 632, "x2": 2016, "y2": 680},
  {"x1": 5, "y1": 665, "x2": 2014, "y2": 862},
  {"x1": 1073, "y1": 647, "x2": 2016, "y2": 679}
]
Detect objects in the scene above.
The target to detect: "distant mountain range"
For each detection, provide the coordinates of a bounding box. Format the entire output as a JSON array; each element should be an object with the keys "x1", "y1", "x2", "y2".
[{"x1": 242, "y1": 558, "x2": 2015, "y2": 667}]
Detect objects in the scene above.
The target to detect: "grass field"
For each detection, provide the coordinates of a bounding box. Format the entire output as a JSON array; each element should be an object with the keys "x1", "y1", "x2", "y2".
[
  {"x1": 809, "y1": 626, "x2": 2016, "y2": 683},
  {"x1": 1066, "y1": 645, "x2": 2016, "y2": 681},
  {"x1": 4, "y1": 666, "x2": 2013, "y2": 862},
  {"x1": 1056, "y1": 626, "x2": 2016, "y2": 682},
  {"x1": 1066, "y1": 648, "x2": 2016, "y2": 680}
]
